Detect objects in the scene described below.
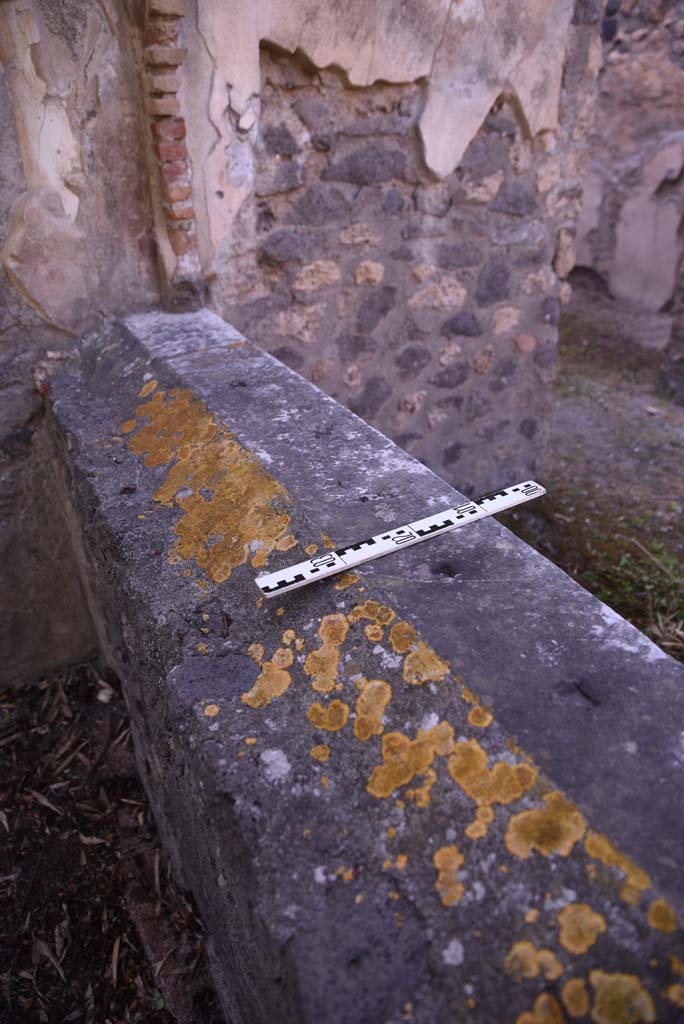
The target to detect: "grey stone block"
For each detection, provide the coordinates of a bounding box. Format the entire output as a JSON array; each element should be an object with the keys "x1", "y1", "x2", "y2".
[{"x1": 48, "y1": 310, "x2": 684, "y2": 1024}]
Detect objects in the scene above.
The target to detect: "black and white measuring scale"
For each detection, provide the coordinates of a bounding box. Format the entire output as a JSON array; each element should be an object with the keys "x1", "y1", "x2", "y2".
[{"x1": 256, "y1": 479, "x2": 545, "y2": 598}]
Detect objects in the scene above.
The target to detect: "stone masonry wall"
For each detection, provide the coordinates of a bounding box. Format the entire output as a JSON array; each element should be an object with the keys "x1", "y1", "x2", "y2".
[{"x1": 184, "y1": 4, "x2": 604, "y2": 495}]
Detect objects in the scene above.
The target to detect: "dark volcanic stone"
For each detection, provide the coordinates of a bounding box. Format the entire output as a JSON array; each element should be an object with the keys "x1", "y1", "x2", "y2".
[
  {"x1": 488, "y1": 358, "x2": 516, "y2": 393},
  {"x1": 356, "y1": 286, "x2": 397, "y2": 333},
  {"x1": 541, "y1": 296, "x2": 560, "y2": 326},
  {"x1": 429, "y1": 364, "x2": 470, "y2": 389},
  {"x1": 395, "y1": 345, "x2": 431, "y2": 380},
  {"x1": 258, "y1": 230, "x2": 320, "y2": 267},
  {"x1": 573, "y1": 0, "x2": 601, "y2": 24},
  {"x1": 336, "y1": 333, "x2": 378, "y2": 360},
  {"x1": 390, "y1": 246, "x2": 413, "y2": 261},
  {"x1": 272, "y1": 346, "x2": 304, "y2": 370},
  {"x1": 437, "y1": 242, "x2": 483, "y2": 270},
  {"x1": 442, "y1": 442, "x2": 464, "y2": 465},
  {"x1": 465, "y1": 393, "x2": 492, "y2": 422},
  {"x1": 262, "y1": 123, "x2": 301, "y2": 157},
  {"x1": 476, "y1": 261, "x2": 510, "y2": 306},
  {"x1": 348, "y1": 376, "x2": 392, "y2": 418},
  {"x1": 490, "y1": 182, "x2": 537, "y2": 217},
  {"x1": 322, "y1": 145, "x2": 406, "y2": 187},
  {"x1": 382, "y1": 189, "x2": 406, "y2": 215},
  {"x1": 519, "y1": 418, "x2": 538, "y2": 439},
  {"x1": 289, "y1": 185, "x2": 348, "y2": 226},
  {"x1": 534, "y1": 344, "x2": 556, "y2": 370},
  {"x1": 436, "y1": 394, "x2": 464, "y2": 409},
  {"x1": 256, "y1": 162, "x2": 305, "y2": 197},
  {"x1": 441, "y1": 312, "x2": 483, "y2": 338},
  {"x1": 293, "y1": 96, "x2": 329, "y2": 131},
  {"x1": 602, "y1": 15, "x2": 618, "y2": 41}
]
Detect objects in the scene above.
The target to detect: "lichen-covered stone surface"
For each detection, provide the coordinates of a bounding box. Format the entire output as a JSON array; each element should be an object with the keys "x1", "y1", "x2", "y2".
[{"x1": 49, "y1": 311, "x2": 684, "y2": 1023}]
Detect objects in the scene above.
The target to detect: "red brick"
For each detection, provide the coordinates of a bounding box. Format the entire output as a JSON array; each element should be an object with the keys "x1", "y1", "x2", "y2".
[
  {"x1": 148, "y1": 0, "x2": 186, "y2": 14},
  {"x1": 148, "y1": 71, "x2": 181, "y2": 94},
  {"x1": 146, "y1": 95, "x2": 181, "y2": 117},
  {"x1": 169, "y1": 227, "x2": 195, "y2": 256},
  {"x1": 145, "y1": 45, "x2": 186, "y2": 68},
  {"x1": 155, "y1": 140, "x2": 186, "y2": 162},
  {"x1": 151, "y1": 117, "x2": 186, "y2": 142},
  {"x1": 143, "y1": 20, "x2": 179, "y2": 47},
  {"x1": 166, "y1": 202, "x2": 195, "y2": 221},
  {"x1": 160, "y1": 159, "x2": 189, "y2": 182},
  {"x1": 162, "y1": 182, "x2": 192, "y2": 203}
]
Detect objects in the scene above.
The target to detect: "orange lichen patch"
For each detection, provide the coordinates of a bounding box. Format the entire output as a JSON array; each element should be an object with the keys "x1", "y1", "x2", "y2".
[
  {"x1": 647, "y1": 898, "x2": 676, "y2": 932},
  {"x1": 281, "y1": 629, "x2": 296, "y2": 646},
  {"x1": 665, "y1": 984, "x2": 684, "y2": 1008},
  {"x1": 525, "y1": 908, "x2": 540, "y2": 924},
  {"x1": 271, "y1": 647, "x2": 294, "y2": 669},
  {"x1": 403, "y1": 642, "x2": 449, "y2": 686},
  {"x1": 560, "y1": 978, "x2": 589, "y2": 1018},
  {"x1": 395, "y1": 854, "x2": 408, "y2": 870},
  {"x1": 387, "y1": 826, "x2": 397, "y2": 839},
  {"x1": 468, "y1": 705, "x2": 493, "y2": 728},
  {"x1": 348, "y1": 600, "x2": 395, "y2": 627},
  {"x1": 310, "y1": 744, "x2": 330, "y2": 763},
  {"x1": 120, "y1": 419, "x2": 138, "y2": 434},
  {"x1": 588, "y1": 970, "x2": 656, "y2": 1024},
  {"x1": 305, "y1": 543, "x2": 318, "y2": 556},
  {"x1": 241, "y1": 659, "x2": 292, "y2": 708},
  {"x1": 465, "y1": 804, "x2": 495, "y2": 840},
  {"x1": 448, "y1": 739, "x2": 537, "y2": 807},
  {"x1": 124, "y1": 387, "x2": 293, "y2": 582},
  {"x1": 670, "y1": 956, "x2": 684, "y2": 976},
  {"x1": 354, "y1": 679, "x2": 392, "y2": 741},
  {"x1": 275, "y1": 534, "x2": 297, "y2": 551},
  {"x1": 295, "y1": 637, "x2": 305, "y2": 652},
  {"x1": 389, "y1": 621, "x2": 418, "y2": 655},
  {"x1": 196, "y1": 642, "x2": 208, "y2": 654},
  {"x1": 406, "y1": 767, "x2": 437, "y2": 808},
  {"x1": 248, "y1": 643, "x2": 265, "y2": 664},
  {"x1": 276, "y1": 606, "x2": 285, "y2": 616},
  {"x1": 367, "y1": 722, "x2": 455, "y2": 798},
  {"x1": 557, "y1": 903, "x2": 607, "y2": 955},
  {"x1": 585, "y1": 831, "x2": 651, "y2": 904},
  {"x1": 515, "y1": 993, "x2": 565, "y2": 1024},
  {"x1": 244, "y1": 737, "x2": 257, "y2": 745},
  {"x1": 433, "y1": 844, "x2": 464, "y2": 906},
  {"x1": 504, "y1": 942, "x2": 564, "y2": 983},
  {"x1": 304, "y1": 614, "x2": 349, "y2": 693},
  {"x1": 322, "y1": 532, "x2": 335, "y2": 549},
  {"x1": 203, "y1": 704, "x2": 219, "y2": 718},
  {"x1": 506, "y1": 791, "x2": 586, "y2": 859},
  {"x1": 334, "y1": 571, "x2": 358, "y2": 590},
  {"x1": 321, "y1": 775, "x2": 330, "y2": 790},
  {"x1": 364, "y1": 624, "x2": 384, "y2": 643},
  {"x1": 307, "y1": 700, "x2": 350, "y2": 732},
  {"x1": 138, "y1": 379, "x2": 158, "y2": 398}
]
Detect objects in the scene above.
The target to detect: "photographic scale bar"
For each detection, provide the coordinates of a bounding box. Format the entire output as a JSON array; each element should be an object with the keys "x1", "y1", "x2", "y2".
[{"x1": 256, "y1": 479, "x2": 546, "y2": 598}]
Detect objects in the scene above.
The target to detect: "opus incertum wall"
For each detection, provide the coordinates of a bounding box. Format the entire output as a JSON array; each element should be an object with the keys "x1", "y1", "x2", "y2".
[{"x1": 49, "y1": 310, "x2": 684, "y2": 1023}]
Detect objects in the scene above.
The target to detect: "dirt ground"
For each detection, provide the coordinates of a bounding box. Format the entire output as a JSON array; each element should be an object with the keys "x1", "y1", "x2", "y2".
[
  {"x1": 0, "y1": 663, "x2": 224, "y2": 1024},
  {"x1": 501, "y1": 274, "x2": 684, "y2": 660}
]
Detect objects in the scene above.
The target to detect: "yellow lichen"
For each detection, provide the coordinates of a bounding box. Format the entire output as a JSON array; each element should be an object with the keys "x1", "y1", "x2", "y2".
[
  {"x1": 433, "y1": 844, "x2": 464, "y2": 906},
  {"x1": 560, "y1": 978, "x2": 589, "y2": 1018},
  {"x1": 525, "y1": 908, "x2": 540, "y2": 924},
  {"x1": 364, "y1": 624, "x2": 384, "y2": 642},
  {"x1": 671, "y1": 956, "x2": 684, "y2": 976},
  {"x1": 506, "y1": 791, "x2": 586, "y2": 859},
  {"x1": 307, "y1": 700, "x2": 350, "y2": 732},
  {"x1": 406, "y1": 768, "x2": 437, "y2": 808},
  {"x1": 585, "y1": 831, "x2": 651, "y2": 904},
  {"x1": 310, "y1": 744, "x2": 330, "y2": 763},
  {"x1": 120, "y1": 419, "x2": 137, "y2": 434},
  {"x1": 304, "y1": 614, "x2": 349, "y2": 693},
  {"x1": 244, "y1": 737, "x2": 256, "y2": 745},
  {"x1": 504, "y1": 942, "x2": 564, "y2": 983},
  {"x1": 354, "y1": 679, "x2": 392, "y2": 741},
  {"x1": 367, "y1": 722, "x2": 454, "y2": 798},
  {"x1": 139, "y1": 379, "x2": 158, "y2": 398},
  {"x1": 465, "y1": 804, "x2": 495, "y2": 841},
  {"x1": 403, "y1": 642, "x2": 449, "y2": 685},
  {"x1": 646, "y1": 898, "x2": 676, "y2": 933},
  {"x1": 348, "y1": 600, "x2": 395, "y2": 626},
  {"x1": 203, "y1": 704, "x2": 219, "y2": 718},
  {"x1": 557, "y1": 903, "x2": 607, "y2": 955},
  {"x1": 271, "y1": 647, "x2": 294, "y2": 669},
  {"x1": 275, "y1": 534, "x2": 297, "y2": 551},
  {"x1": 123, "y1": 387, "x2": 293, "y2": 582},
  {"x1": 448, "y1": 739, "x2": 537, "y2": 806},
  {"x1": 241, "y1": 660, "x2": 292, "y2": 708},
  {"x1": 389, "y1": 621, "x2": 418, "y2": 654},
  {"x1": 588, "y1": 970, "x2": 656, "y2": 1024},
  {"x1": 334, "y1": 571, "x2": 358, "y2": 590},
  {"x1": 468, "y1": 705, "x2": 493, "y2": 728},
  {"x1": 281, "y1": 629, "x2": 296, "y2": 646},
  {"x1": 665, "y1": 984, "x2": 684, "y2": 1008},
  {"x1": 305, "y1": 543, "x2": 318, "y2": 556},
  {"x1": 248, "y1": 643, "x2": 265, "y2": 664},
  {"x1": 515, "y1": 994, "x2": 565, "y2": 1024}
]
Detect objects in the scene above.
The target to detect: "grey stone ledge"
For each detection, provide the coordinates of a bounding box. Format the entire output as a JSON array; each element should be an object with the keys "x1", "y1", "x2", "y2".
[{"x1": 49, "y1": 309, "x2": 684, "y2": 1024}]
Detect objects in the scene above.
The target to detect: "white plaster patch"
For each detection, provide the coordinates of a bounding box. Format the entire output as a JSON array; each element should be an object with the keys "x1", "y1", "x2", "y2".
[
  {"x1": 442, "y1": 938, "x2": 465, "y2": 966},
  {"x1": 314, "y1": 866, "x2": 328, "y2": 884},
  {"x1": 260, "y1": 748, "x2": 291, "y2": 783},
  {"x1": 420, "y1": 712, "x2": 440, "y2": 731}
]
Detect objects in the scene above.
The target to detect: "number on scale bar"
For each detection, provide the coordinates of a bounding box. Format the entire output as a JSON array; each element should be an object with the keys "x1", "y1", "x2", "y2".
[{"x1": 255, "y1": 479, "x2": 545, "y2": 598}]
